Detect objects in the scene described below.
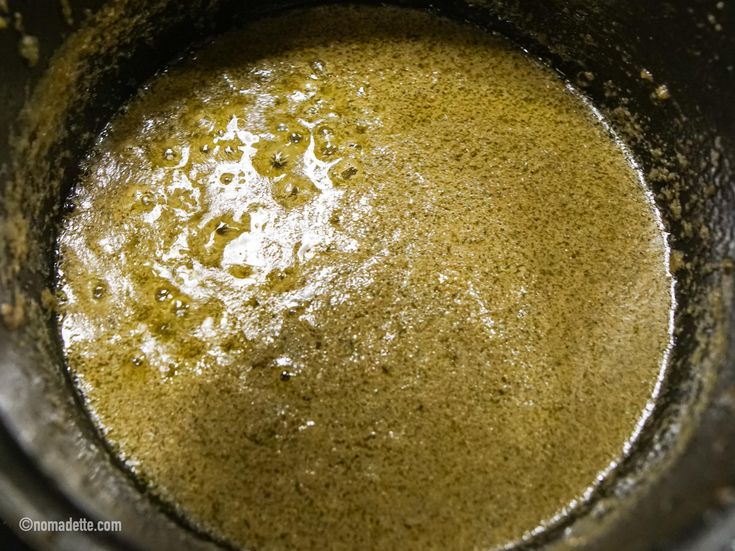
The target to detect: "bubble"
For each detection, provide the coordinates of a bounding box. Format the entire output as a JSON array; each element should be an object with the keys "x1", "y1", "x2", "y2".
[
  {"x1": 271, "y1": 176, "x2": 319, "y2": 208},
  {"x1": 214, "y1": 139, "x2": 243, "y2": 162},
  {"x1": 284, "y1": 129, "x2": 308, "y2": 155},
  {"x1": 280, "y1": 370, "x2": 292, "y2": 381},
  {"x1": 172, "y1": 299, "x2": 190, "y2": 318},
  {"x1": 154, "y1": 144, "x2": 184, "y2": 168},
  {"x1": 271, "y1": 151, "x2": 289, "y2": 169},
  {"x1": 310, "y1": 59, "x2": 326, "y2": 74},
  {"x1": 328, "y1": 159, "x2": 361, "y2": 186},
  {"x1": 131, "y1": 355, "x2": 144, "y2": 367},
  {"x1": 320, "y1": 144, "x2": 338, "y2": 157},
  {"x1": 220, "y1": 172, "x2": 234, "y2": 185},
  {"x1": 188, "y1": 136, "x2": 213, "y2": 163},
  {"x1": 252, "y1": 140, "x2": 286, "y2": 176},
  {"x1": 316, "y1": 124, "x2": 334, "y2": 138},
  {"x1": 156, "y1": 287, "x2": 173, "y2": 302},
  {"x1": 314, "y1": 124, "x2": 340, "y2": 159},
  {"x1": 127, "y1": 185, "x2": 158, "y2": 213},
  {"x1": 154, "y1": 322, "x2": 172, "y2": 336},
  {"x1": 140, "y1": 192, "x2": 155, "y2": 207},
  {"x1": 92, "y1": 282, "x2": 106, "y2": 299},
  {"x1": 187, "y1": 213, "x2": 250, "y2": 268}
]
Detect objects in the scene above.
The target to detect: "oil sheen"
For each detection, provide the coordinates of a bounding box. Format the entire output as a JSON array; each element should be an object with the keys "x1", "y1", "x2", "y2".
[{"x1": 57, "y1": 5, "x2": 673, "y2": 550}]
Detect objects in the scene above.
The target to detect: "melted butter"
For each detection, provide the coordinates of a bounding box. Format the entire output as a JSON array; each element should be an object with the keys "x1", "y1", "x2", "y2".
[{"x1": 57, "y1": 5, "x2": 673, "y2": 550}]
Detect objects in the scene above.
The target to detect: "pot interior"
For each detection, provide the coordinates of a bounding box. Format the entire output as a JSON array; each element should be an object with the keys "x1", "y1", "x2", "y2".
[{"x1": 0, "y1": 1, "x2": 734, "y2": 550}]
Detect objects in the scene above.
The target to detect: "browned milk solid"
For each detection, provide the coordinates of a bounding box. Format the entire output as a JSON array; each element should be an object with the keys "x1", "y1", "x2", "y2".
[{"x1": 57, "y1": 5, "x2": 673, "y2": 550}]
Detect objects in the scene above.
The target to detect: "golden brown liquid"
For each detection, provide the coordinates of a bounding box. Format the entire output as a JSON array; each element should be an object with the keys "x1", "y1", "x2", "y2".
[{"x1": 57, "y1": 6, "x2": 673, "y2": 550}]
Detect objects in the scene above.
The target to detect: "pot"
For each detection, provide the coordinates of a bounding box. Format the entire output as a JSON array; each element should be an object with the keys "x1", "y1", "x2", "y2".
[{"x1": 0, "y1": 1, "x2": 733, "y2": 549}]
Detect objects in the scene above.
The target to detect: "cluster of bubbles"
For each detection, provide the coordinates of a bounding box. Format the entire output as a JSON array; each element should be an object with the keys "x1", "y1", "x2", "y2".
[{"x1": 95, "y1": 58, "x2": 382, "y2": 377}]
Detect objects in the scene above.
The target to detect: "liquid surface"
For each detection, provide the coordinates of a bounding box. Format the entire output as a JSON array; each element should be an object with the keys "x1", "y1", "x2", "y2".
[{"x1": 57, "y1": 6, "x2": 673, "y2": 550}]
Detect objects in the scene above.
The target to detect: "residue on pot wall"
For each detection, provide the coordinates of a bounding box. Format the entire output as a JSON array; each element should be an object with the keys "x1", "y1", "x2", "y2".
[
  {"x1": 18, "y1": 34, "x2": 40, "y2": 67},
  {"x1": 0, "y1": 6, "x2": 41, "y2": 67},
  {"x1": 60, "y1": 0, "x2": 74, "y2": 26}
]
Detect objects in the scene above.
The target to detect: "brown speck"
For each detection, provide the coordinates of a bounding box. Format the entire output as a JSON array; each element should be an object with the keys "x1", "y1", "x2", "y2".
[{"x1": 341, "y1": 166, "x2": 358, "y2": 180}]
